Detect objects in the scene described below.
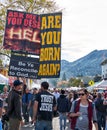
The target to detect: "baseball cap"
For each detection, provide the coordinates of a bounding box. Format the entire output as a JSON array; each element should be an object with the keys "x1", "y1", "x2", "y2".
[{"x1": 13, "y1": 80, "x2": 23, "y2": 87}]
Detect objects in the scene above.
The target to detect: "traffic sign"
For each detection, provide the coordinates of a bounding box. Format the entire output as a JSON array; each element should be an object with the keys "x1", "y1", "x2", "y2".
[{"x1": 88, "y1": 80, "x2": 95, "y2": 86}]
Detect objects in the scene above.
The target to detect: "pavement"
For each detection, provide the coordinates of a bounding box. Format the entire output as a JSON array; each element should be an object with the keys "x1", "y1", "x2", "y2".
[
  {"x1": 21, "y1": 117, "x2": 69, "y2": 130},
  {"x1": 21, "y1": 117, "x2": 96, "y2": 130}
]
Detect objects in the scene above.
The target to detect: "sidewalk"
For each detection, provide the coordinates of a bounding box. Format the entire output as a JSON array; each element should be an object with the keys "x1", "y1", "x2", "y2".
[{"x1": 52, "y1": 117, "x2": 70, "y2": 130}]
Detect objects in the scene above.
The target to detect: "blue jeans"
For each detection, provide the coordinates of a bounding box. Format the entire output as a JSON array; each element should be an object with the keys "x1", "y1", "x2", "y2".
[
  {"x1": 97, "y1": 111, "x2": 106, "y2": 130},
  {"x1": 35, "y1": 120, "x2": 52, "y2": 130},
  {"x1": 29, "y1": 107, "x2": 33, "y2": 119},
  {"x1": 59, "y1": 113, "x2": 67, "y2": 130},
  {"x1": 22, "y1": 104, "x2": 29, "y2": 122}
]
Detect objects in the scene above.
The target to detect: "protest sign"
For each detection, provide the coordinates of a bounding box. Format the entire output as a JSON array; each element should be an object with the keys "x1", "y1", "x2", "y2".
[
  {"x1": 37, "y1": 12, "x2": 62, "y2": 78},
  {"x1": 3, "y1": 10, "x2": 62, "y2": 79},
  {"x1": 3, "y1": 10, "x2": 40, "y2": 55},
  {"x1": 9, "y1": 53, "x2": 39, "y2": 79}
]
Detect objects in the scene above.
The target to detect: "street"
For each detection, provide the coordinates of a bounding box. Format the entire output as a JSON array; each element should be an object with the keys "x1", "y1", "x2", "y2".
[
  {"x1": 21, "y1": 117, "x2": 67, "y2": 130},
  {"x1": 21, "y1": 117, "x2": 96, "y2": 130},
  {"x1": 21, "y1": 124, "x2": 34, "y2": 130}
]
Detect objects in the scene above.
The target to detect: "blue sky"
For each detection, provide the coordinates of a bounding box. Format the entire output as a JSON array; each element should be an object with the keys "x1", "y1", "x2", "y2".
[{"x1": 56, "y1": 0, "x2": 107, "y2": 62}]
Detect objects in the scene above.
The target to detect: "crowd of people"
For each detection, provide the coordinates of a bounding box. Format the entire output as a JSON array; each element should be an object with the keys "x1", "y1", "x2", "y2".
[{"x1": 0, "y1": 79, "x2": 107, "y2": 130}]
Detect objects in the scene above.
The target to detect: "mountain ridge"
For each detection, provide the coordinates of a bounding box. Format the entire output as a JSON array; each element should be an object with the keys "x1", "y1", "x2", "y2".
[{"x1": 60, "y1": 49, "x2": 107, "y2": 79}]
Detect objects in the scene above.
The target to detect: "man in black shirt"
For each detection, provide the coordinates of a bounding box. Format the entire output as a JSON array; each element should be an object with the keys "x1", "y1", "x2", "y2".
[
  {"x1": 57, "y1": 89, "x2": 69, "y2": 130},
  {"x1": 33, "y1": 81, "x2": 57, "y2": 130},
  {"x1": 7, "y1": 80, "x2": 24, "y2": 130}
]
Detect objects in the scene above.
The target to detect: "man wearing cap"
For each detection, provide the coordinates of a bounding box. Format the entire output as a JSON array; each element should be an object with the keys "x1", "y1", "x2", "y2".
[{"x1": 7, "y1": 79, "x2": 24, "y2": 130}]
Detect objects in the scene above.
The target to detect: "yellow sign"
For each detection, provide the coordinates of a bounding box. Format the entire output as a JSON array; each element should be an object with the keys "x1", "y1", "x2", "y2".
[
  {"x1": 88, "y1": 80, "x2": 95, "y2": 86},
  {"x1": 38, "y1": 12, "x2": 62, "y2": 78}
]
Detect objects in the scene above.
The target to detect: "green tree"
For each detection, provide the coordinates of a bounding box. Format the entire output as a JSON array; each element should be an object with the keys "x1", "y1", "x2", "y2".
[
  {"x1": 62, "y1": 72, "x2": 67, "y2": 81},
  {"x1": 68, "y1": 77, "x2": 83, "y2": 87},
  {"x1": 0, "y1": 59, "x2": 3, "y2": 67}
]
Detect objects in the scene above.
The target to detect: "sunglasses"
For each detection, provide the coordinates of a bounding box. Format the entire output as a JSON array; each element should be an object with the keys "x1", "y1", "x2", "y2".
[{"x1": 78, "y1": 93, "x2": 85, "y2": 96}]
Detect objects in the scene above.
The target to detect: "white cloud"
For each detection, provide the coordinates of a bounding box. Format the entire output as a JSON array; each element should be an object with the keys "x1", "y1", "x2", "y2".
[{"x1": 56, "y1": 0, "x2": 107, "y2": 61}]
